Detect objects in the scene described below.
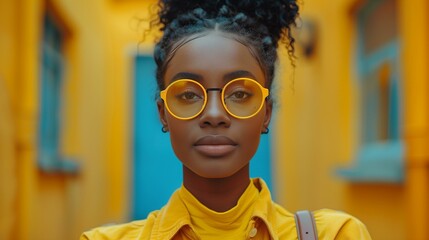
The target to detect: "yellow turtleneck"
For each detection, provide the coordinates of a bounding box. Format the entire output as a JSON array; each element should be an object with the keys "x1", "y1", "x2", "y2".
[
  {"x1": 81, "y1": 178, "x2": 372, "y2": 240},
  {"x1": 179, "y1": 180, "x2": 258, "y2": 240}
]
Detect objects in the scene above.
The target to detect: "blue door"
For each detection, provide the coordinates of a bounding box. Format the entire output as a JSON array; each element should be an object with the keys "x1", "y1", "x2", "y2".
[{"x1": 132, "y1": 55, "x2": 274, "y2": 220}]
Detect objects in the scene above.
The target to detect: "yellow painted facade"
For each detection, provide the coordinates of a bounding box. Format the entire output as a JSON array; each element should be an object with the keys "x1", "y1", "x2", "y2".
[
  {"x1": 274, "y1": 1, "x2": 428, "y2": 240},
  {"x1": 0, "y1": 0, "x2": 427, "y2": 240}
]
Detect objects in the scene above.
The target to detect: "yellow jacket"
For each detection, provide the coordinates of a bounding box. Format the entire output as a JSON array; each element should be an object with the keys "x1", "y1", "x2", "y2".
[{"x1": 81, "y1": 178, "x2": 371, "y2": 239}]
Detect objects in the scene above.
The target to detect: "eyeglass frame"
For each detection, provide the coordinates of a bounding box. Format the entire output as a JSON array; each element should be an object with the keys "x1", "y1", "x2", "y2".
[{"x1": 159, "y1": 77, "x2": 270, "y2": 120}]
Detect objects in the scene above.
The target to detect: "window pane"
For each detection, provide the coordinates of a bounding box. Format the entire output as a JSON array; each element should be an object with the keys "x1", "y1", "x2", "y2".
[
  {"x1": 362, "y1": 0, "x2": 398, "y2": 55},
  {"x1": 39, "y1": 13, "x2": 64, "y2": 169}
]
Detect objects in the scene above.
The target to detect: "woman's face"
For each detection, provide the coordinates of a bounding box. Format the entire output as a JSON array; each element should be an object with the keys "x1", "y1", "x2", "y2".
[{"x1": 158, "y1": 32, "x2": 272, "y2": 179}]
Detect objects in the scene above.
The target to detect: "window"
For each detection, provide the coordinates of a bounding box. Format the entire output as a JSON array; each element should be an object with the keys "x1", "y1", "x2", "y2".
[
  {"x1": 338, "y1": 0, "x2": 404, "y2": 183},
  {"x1": 38, "y1": 12, "x2": 78, "y2": 173}
]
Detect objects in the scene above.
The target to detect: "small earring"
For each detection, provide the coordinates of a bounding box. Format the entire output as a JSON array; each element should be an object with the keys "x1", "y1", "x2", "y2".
[
  {"x1": 161, "y1": 126, "x2": 168, "y2": 133},
  {"x1": 261, "y1": 128, "x2": 269, "y2": 134}
]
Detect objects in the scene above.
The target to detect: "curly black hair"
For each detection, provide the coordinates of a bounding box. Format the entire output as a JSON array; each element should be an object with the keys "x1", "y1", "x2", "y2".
[{"x1": 150, "y1": 0, "x2": 299, "y2": 93}]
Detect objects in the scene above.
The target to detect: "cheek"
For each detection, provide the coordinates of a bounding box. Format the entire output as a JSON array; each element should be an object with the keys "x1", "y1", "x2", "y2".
[
  {"x1": 167, "y1": 117, "x2": 194, "y2": 156},
  {"x1": 245, "y1": 109, "x2": 267, "y2": 133},
  {"x1": 234, "y1": 114, "x2": 266, "y2": 152},
  {"x1": 239, "y1": 121, "x2": 263, "y2": 145},
  {"x1": 170, "y1": 125, "x2": 190, "y2": 143}
]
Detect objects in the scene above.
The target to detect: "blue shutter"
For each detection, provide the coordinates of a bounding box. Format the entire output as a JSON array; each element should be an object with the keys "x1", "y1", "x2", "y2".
[
  {"x1": 337, "y1": 0, "x2": 404, "y2": 183},
  {"x1": 38, "y1": 13, "x2": 78, "y2": 173}
]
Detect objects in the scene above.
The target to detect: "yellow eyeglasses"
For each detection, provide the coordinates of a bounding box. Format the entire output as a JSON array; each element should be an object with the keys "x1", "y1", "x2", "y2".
[{"x1": 160, "y1": 78, "x2": 269, "y2": 120}]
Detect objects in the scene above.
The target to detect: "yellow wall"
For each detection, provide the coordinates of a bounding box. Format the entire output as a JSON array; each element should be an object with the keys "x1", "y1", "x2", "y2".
[
  {"x1": 0, "y1": 1, "x2": 17, "y2": 239},
  {"x1": 102, "y1": 0, "x2": 159, "y2": 222},
  {"x1": 1, "y1": 0, "x2": 427, "y2": 239},
  {"x1": 0, "y1": 0, "x2": 160, "y2": 239},
  {"x1": 400, "y1": 0, "x2": 429, "y2": 238},
  {"x1": 1, "y1": 0, "x2": 117, "y2": 239},
  {"x1": 274, "y1": 0, "x2": 428, "y2": 239}
]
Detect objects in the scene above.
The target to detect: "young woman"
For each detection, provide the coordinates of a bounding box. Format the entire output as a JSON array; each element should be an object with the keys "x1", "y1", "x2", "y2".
[{"x1": 82, "y1": 0, "x2": 371, "y2": 239}]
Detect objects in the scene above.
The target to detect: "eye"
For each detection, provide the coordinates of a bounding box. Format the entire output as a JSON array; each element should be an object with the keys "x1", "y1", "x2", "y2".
[
  {"x1": 177, "y1": 91, "x2": 203, "y2": 101},
  {"x1": 232, "y1": 91, "x2": 248, "y2": 99},
  {"x1": 226, "y1": 90, "x2": 253, "y2": 101}
]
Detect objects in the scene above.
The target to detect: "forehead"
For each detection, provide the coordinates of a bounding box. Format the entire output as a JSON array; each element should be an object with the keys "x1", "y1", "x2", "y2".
[{"x1": 164, "y1": 32, "x2": 265, "y2": 86}]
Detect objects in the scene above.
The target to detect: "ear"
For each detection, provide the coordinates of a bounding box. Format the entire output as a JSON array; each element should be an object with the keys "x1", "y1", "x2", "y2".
[
  {"x1": 262, "y1": 99, "x2": 273, "y2": 131},
  {"x1": 157, "y1": 100, "x2": 169, "y2": 130}
]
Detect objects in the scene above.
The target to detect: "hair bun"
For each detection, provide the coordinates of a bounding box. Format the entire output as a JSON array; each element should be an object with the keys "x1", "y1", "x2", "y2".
[
  {"x1": 158, "y1": 0, "x2": 299, "y2": 43},
  {"x1": 158, "y1": 1, "x2": 219, "y2": 29}
]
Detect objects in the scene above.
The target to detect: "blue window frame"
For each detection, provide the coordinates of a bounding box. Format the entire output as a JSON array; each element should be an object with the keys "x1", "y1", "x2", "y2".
[
  {"x1": 38, "y1": 13, "x2": 78, "y2": 173},
  {"x1": 338, "y1": 0, "x2": 404, "y2": 183}
]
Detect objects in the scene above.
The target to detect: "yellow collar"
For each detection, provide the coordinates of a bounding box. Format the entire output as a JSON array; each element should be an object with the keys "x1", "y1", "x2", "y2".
[{"x1": 151, "y1": 178, "x2": 278, "y2": 240}]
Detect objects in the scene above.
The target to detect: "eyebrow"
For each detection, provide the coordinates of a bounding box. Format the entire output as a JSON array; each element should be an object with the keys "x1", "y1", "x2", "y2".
[
  {"x1": 170, "y1": 72, "x2": 203, "y2": 82},
  {"x1": 170, "y1": 70, "x2": 257, "y2": 84},
  {"x1": 223, "y1": 70, "x2": 257, "y2": 81}
]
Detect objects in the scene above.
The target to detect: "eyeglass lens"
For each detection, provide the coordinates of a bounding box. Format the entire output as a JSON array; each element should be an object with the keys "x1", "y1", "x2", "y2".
[
  {"x1": 223, "y1": 79, "x2": 263, "y2": 118},
  {"x1": 165, "y1": 80, "x2": 206, "y2": 119}
]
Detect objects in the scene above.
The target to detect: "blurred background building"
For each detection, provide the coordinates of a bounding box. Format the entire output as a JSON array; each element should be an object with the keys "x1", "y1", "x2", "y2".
[{"x1": 0, "y1": 0, "x2": 427, "y2": 239}]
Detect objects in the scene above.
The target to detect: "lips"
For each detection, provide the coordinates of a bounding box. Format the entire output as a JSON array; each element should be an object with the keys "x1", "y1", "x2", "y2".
[{"x1": 194, "y1": 135, "x2": 237, "y2": 157}]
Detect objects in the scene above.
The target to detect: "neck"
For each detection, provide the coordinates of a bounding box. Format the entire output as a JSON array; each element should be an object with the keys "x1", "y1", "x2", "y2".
[{"x1": 183, "y1": 165, "x2": 251, "y2": 212}]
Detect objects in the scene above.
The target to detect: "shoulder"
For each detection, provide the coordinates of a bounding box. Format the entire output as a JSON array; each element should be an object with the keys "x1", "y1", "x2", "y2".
[
  {"x1": 80, "y1": 220, "x2": 147, "y2": 240},
  {"x1": 313, "y1": 209, "x2": 372, "y2": 239},
  {"x1": 80, "y1": 211, "x2": 159, "y2": 240}
]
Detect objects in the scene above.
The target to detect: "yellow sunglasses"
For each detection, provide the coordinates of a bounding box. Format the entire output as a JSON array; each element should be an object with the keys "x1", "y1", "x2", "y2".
[{"x1": 160, "y1": 78, "x2": 269, "y2": 120}]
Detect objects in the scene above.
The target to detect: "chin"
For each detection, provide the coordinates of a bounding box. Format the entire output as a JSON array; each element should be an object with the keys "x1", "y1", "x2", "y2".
[
  {"x1": 187, "y1": 162, "x2": 248, "y2": 179},
  {"x1": 197, "y1": 172, "x2": 235, "y2": 179},
  {"x1": 191, "y1": 167, "x2": 235, "y2": 179}
]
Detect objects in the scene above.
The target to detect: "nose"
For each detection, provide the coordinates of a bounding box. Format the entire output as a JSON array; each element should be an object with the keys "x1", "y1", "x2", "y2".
[{"x1": 199, "y1": 90, "x2": 231, "y2": 128}]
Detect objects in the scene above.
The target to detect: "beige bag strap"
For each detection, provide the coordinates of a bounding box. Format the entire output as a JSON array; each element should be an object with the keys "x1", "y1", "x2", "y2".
[{"x1": 295, "y1": 210, "x2": 318, "y2": 240}]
